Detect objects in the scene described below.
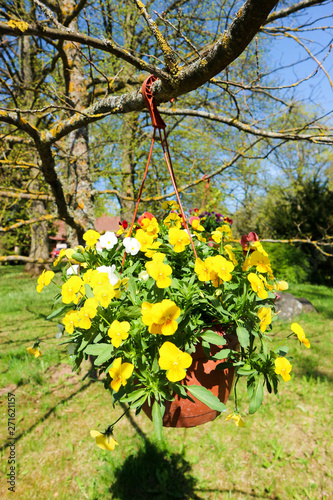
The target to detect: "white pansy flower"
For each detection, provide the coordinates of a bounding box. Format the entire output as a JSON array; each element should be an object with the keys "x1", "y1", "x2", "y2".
[
  {"x1": 123, "y1": 237, "x2": 141, "y2": 256},
  {"x1": 99, "y1": 231, "x2": 118, "y2": 250},
  {"x1": 96, "y1": 264, "x2": 119, "y2": 286},
  {"x1": 138, "y1": 270, "x2": 149, "y2": 281},
  {"x1": 66, "y1": 264, "x2": 79, "y2": 275}
]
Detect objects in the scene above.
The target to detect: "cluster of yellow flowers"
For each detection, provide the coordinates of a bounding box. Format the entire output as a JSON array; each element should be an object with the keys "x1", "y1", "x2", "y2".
[{"x1": 195, "y1": 255, "x2": 234, "y2": 284}]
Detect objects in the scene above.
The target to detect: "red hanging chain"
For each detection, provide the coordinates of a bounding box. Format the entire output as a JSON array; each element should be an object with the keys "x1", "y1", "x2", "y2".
[
  {"x1": 199, "y1": 175, "x2": 217, "y2": 213},
  {"x1": 125, "y1": 75, "x2": 198, "y2": 260}
]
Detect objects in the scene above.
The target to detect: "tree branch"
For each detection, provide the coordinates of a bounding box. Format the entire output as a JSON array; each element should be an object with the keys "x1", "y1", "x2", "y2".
[
  {"x1": 264, "y1": 0, "x2": 330, "y2": 25},
  {"x1": 0, "y1": 214, "x2": 57, "y2": 232},
  {"x1": 0, "y1": 190, "x2": 54, "y2": 201},
  {"x1": 158, "y1": 107, "x2": 333, "y2": 144}
]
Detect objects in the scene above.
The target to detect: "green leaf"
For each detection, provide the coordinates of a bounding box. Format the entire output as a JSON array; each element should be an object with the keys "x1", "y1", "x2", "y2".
[
  {"x1": 236, "y1": 326, "x2": 250, "y2": 348},
  {"x1": 211, "y1": 349, "x2": 231, "y2": 360},
  {"x1": 127, "y1": 277, "x2": 137, "y2": 304},
  {"x1": 249, "y1": 377, "x2": 264, "y2": 414},
  {"x1": 186, "y1": 385, "x2": 226, "y2": 412},
  {"x1": 89, "y1": 345, "x2": 114, "y2": 365},
  {"x1": 84, "y1": 284, "x2": 94, "y2": 298},
  {"x1": 121, "y1": 388, "x2": 147, "y2": 404},
  {"x1": 215, "y1": 361, "x2": 234, "y2": 370},
  {"x1": 201, "y1": 340, "x2": 211, "y2": 358},
  {"x1": 129, "y1": 394, "x2": 148, "y2": 409},
  {"x1": 152, "y1": 401, "x2": 164, "y2": 441},
  {"x1": 78, "y1": 334, "x2": 92, "y2": 352},
  {"x1": 84, "y1": 343, "x2": 110, "y2": 356},
  {"x1": 119, "y1": 305, "x2": 141, "y2": 319},
  {"x1": 276, "y1": 345, "x2": 289, "y2": 356},
  {"x1": 71, "y1": 252, "x2": 86, "y2": 263},
  {"x1": 93, "y1": 333, "x2": 103, "y2": 343},
  {"x1": 200, "y1": 330, "x2": 226, "y2": 346},
  {"x1": 247, "y1": 376, "x2": 256, "y2": 398},
  {"x1": 237, "y1": 366, "x2": 257, "y2": 376},
  {"x1": 46, "y1": 305, "x2": 72, "y2": 320}
]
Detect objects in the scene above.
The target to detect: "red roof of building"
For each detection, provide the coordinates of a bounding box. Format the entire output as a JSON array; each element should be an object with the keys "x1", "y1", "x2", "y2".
[
  {"x1": 49, "y1": 216, "x2": 121, "y2": 241},
  {"x1": 95, "y1": 215, "x2": 121, "y2": 232}
]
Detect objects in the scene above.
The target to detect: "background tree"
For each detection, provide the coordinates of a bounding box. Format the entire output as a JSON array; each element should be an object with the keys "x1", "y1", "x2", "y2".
[{"x1": 0, "y1": 0, "x2": 332, "y2": 270}]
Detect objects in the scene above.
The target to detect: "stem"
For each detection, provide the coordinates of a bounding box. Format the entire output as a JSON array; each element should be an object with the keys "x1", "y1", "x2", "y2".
[{"x1": 110, "y1": 406, "x2": 131, "y2": 427}]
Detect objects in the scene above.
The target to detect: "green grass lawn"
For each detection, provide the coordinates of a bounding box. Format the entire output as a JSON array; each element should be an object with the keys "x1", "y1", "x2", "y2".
[{"x1": 0, "y1": 266, "x2": 332, "y2": 499}]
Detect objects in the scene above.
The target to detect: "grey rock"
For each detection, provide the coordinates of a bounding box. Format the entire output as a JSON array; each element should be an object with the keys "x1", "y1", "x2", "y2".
[
  {"x1": 296, "y1": 297, "x2": 318, "y2": 314},
  {"x1": 274, "y1": 292, "x2": 303, "y2": 321}
]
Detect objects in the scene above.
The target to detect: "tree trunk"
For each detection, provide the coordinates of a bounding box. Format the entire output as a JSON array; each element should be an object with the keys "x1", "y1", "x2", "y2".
[
  {"x1": 62, "y1": 0, "x2": 95, "y2": 245},
  {"x1": 25, "y1": 167, "x2": 50, "y2": 275},
  {"x1": 119, "y1": 113, "x2": 137, "y2": 222}
]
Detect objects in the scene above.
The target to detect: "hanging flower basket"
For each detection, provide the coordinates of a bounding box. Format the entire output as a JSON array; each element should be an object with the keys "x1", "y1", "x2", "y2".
[{"x1": 32, "y1": 76, "x2": 311, "y2": 450}]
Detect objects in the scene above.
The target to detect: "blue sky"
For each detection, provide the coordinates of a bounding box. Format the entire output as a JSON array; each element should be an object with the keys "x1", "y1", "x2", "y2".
[{"x1": 268, "y1": 2, "x2": 333, "y2": 115}]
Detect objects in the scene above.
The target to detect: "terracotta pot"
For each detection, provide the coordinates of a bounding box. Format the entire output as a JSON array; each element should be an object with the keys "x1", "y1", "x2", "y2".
[{"x1": 142, "y1": 326, "x2": 239, "y2": 428}]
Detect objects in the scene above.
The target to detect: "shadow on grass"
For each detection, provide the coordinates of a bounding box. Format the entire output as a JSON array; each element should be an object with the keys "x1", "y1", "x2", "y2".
[
  {"x1": 294, "y1": 356, "x2": 333, "y2": 383},
  {"x1": 109, "y1": 439, "x2": 274, "y2": 500},
  {"x1": 110, "y1": 440, "x2": 200, "y2": 500},
  {"x1": 0, "y1": 380, "x2": 93, "y2": 452}
]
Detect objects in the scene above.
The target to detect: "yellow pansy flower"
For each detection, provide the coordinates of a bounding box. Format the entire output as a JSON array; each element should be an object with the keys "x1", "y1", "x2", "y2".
[
  {"x1": 158, "y1": 342, "x2": 192, "y2": 382},
  {"x1": 191, "y1": 219, "x2": 205, "y2": 231},
  {"x1": 36, "y1": 270, "x2": 55, "y2": 293},
  {"x1": 195, "y1": 258, "x2": 211, "y2": 282},
  {"x1": 211, "y1": 255, "x2": 234, "y2": 282},
  {"x1": 82, "y1": 269, "x2": 99, "y2": 286},
  {"x1": 247, "y1": 273, "x2": 268, "y2": 300},
  {"x1": 274, "y1": 280, "x2": 289, "y2": 291},
  {"x1": 151, "y1": 299, "x2": 181, "y2": 336},
  {"x1": 53, "y1": 248, "x2": 66, "y2": 266},
  {"x1": 93, "y1": 282, "x2": 115, "y2": 308},
  {"x1": 162, "y1": 200, "x2": 179, "y2": 211},
  {"x1": 140, "y1": 217, "x2": 159, "y2": 238},
  {"x1": 90, "y1": 429, "x2": 118, "y2": 451},
  {"x1": 250, "y1": 240, "x2": 268, "y2": 256},
  {"x1": 217, "y1": 224, "x2": 233, "y2": 240},
  {"x1": 291, "y1": 323, "x2": 310, "y2": 348},
  {"x1": 64, "y1": 248, "x2": 81, "y2": 263},
  {"x1": 135, "y1": 229, "x2": 154, "y2": 253},
  {"x1": 224, "y1": 244, "x2": 238, "y2": 266},
  {"x1": 145, "y1": 259, "x2": 172, "y2": 288},
  {"x1": 168, "y1": 227, "x2": 190, "y2": 253},
  {"x1": 141, "y1": 302, "x2": 163, "y2": 335},
  {"x1": 211, "y1": 230, "x2": 222, "y2": 243},
  {"x1": 78, "y1": 298, "x2": 98, "y2": 329},
  {"x1": 274, "y1": 357, "x2": 292, "y2": 382},
  {"x1": 108, "y1": 320, "x2": 130, "y2": 348},
  {"x1": 90, "y1": 271, "x2": 110, "y2": 289},
  {"x1": 109, "y1": 358, "x2": 134, "y2": 392},
  {"x1": 257, "y1": 306, "x2": 272, "y2": 332},
  {"x1": 242, "y1": 257, "x2": 252, "y2": 272},
  {"x1": 83, "y1": 229, "x2": 100, "y2": 247},
  {"x1": 225, "y1": 413, "x2": 245, "y2": 427},
  {"x1": 164, "y1": 212, "x2": 182, "y2": 229},
  {"x1": 194, "y1": 231, "x2": 206, "y2": 243},
  {"x1": 62, "y1": 310, "x2": 80, "y2": 334},
  {"x1": 27, "y1": 346, "x2": 42, "y2": 358},
  {"x1": 259, "y1": 274, "x2": 274, "y2": 291},
  {"x1": 61, "y1": 275, "x2": 83, "y2": 304},
  {"x1": 249, "y1": 250, "x2": 271, "y2": 274}
]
